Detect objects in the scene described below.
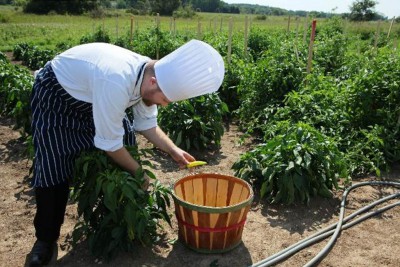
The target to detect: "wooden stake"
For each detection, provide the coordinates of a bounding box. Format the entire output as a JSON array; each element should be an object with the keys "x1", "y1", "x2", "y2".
[
  {"x1": 156, "y1": 13, "x2": 160, "y2": 60},
  {"x1": 287, "y1": 15, "x2": 291, "y2": 32},
  {"x1": 244, "y1": 16, "x2": 248, "y2": 57},
  {"x1": 307, "y1": 20, "x2": 317, "y2": 74},
  {"x1": 173, "y1": 18, "x2": 176, "y2": 37},
  {"x1": 303, "y1": 15, "x2": 309, "y2": 44},
  {"x1": 228, "y1": 17, "x2": 233, "y2": 64},
  {"x1": 197, "y1": 19, "x2": 202, "y2": 39},
  {"x1": 116, "y1": 14, "x2": 119, "y2": 39},
  {"x1": 130, "y1": 16, "x2": 133, "y2": 45},
  {"x1": 387, "y1": 17, "x2": 395, "y2": 39},
  {"x1": 374, "y1": 20, "x2": 381, "y2": 50}
]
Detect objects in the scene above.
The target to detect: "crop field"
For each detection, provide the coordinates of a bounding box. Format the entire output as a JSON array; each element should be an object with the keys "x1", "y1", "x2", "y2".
[
  {"x1": 0, "y1": 5, "x2": 399, "y2": 267},
  {"x1": 1, "y1": 5, "x2": 399, "y2": 51}
]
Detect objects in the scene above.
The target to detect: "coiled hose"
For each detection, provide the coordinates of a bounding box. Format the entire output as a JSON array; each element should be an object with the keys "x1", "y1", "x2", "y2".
[{"x1": 250, "y1": 180, "x2": 400, "y2": 267}]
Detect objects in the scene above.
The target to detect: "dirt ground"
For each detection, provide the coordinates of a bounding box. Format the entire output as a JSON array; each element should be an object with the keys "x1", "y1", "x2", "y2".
[{"x1": 0, "y1": 115, "x2": 399, "y2": 267}]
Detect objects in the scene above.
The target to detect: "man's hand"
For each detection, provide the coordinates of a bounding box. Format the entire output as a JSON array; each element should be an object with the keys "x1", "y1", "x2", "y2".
[
  {"x1": 142, "y1": 173, "x2": 150, "y2": 190},
  {"x1": 140, "y1": 126, "x2": 196, "y2": 168},
  {"x1": 169, "y1": 146, "x2": 196, "y2": 169}
]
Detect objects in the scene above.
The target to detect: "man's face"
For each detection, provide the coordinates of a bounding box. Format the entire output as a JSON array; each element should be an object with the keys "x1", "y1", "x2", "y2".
[{"x1": 142, "y1": 86, "x2": 171, "y2": 107}]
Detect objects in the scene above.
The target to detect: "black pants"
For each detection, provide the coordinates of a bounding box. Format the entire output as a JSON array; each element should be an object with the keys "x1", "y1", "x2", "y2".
[{"x1": 34, "y1": 181, "x2": 69, "y2": 243}]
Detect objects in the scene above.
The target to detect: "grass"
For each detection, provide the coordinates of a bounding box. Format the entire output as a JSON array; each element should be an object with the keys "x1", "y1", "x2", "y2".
[{"x1": 0, "y1": 5, "x2": 399, "y2": 52}]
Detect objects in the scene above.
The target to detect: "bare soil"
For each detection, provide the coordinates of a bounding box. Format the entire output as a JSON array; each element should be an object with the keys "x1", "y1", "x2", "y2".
[{"x1": 0, "y1": 116, "x2": 399, "y2": 267}]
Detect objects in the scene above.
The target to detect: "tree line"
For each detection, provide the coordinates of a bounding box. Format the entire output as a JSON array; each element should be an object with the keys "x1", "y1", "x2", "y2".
[
  {"x1": 1, "y1": 0, "x2": 391, "y2": 21},
  {"x1": 16, "y1": 0, "x2": 238, "y2": 16}
]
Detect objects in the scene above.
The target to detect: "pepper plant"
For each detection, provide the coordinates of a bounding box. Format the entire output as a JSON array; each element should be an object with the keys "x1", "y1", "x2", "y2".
[
  {"x1": 0, "y1": 52, "x2": 33, "y2": 136},
  {"x1": 232, "y1": 122, "x2": 349, "y2": 204},
  {"x1": 158, "y1": 93, "x2": 228, "y2": 151},
  {"x1": 68, "y1": 146, "x2": 171, "y2": 261}
]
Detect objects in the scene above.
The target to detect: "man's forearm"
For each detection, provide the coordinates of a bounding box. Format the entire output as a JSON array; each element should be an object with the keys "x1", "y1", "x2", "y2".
[
  {"x1": 139, "y1": 126, "x2": 176, "y2": 154},
  {"x1": 105, "y1": 147, "x2": 141, "y2": 175}
]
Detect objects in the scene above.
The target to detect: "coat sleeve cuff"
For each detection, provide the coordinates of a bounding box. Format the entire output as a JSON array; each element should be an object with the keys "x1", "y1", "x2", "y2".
[{"x1": 94, "y1": 136, "x2": 123, "y2": 152}]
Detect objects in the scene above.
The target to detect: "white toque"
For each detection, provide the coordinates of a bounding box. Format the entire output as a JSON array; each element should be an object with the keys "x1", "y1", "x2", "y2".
[{"x1": 154, "y1": 39, "x2": 225, "y2": 102}]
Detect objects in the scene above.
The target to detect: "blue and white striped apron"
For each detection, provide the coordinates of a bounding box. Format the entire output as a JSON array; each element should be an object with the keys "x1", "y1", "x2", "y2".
[{"x1": 30, "y1": 62, "x2": 136, "y2": 188}]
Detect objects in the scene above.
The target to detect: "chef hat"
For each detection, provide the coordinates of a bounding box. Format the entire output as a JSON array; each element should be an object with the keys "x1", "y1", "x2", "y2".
[{"x1": 154, "y1": 39, "x2": 225, "y2": 102}]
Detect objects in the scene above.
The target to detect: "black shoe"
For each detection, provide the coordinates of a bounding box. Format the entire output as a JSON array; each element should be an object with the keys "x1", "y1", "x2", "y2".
[{"x1": 29, "y1": 240, "x2": 57, "y2": 267}]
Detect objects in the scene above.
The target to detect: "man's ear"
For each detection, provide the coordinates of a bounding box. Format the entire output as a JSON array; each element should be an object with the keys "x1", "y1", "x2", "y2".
[{"x1": 150, "y1": 76, "x2": 157, "y2": 85}]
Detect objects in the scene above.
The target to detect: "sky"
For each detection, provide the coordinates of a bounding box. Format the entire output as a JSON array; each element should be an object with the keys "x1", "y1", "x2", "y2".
[{"x1": 222, "y1": 0, "x2": 399, "y2": 18}]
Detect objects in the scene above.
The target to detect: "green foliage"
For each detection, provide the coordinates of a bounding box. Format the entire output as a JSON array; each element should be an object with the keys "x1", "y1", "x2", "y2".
[
  {"x1": 349, "y1": 0, "x2": 378, "y2": 21},
  {"x1": 69, "y1": 147, "x2": 172, "y2": 261},
  {"x1": 173, "y1": 4, "x2": 196, "y2": 19},
  {"x1": 158, "y1": 94, "x2": 228, "y2": 151},
  {"x1": 344, "y1": 48, "x2": 399, "y2": 131},
  {"x1": 0, "y1": 12, "x2": 10, "y2": 23},
  {"x1": 0, "y1": 55, "x2": 33, "y2": 136},
  {"x1": 13, "y1": 42, "x2": 32, "y2": 61},
  {"x1": 80, "y1": 26, "x2": 111, "y2": 44},
  {"x1": 254, "y1": 14, "x2": 267, "y2": 20},
  {"x1": 232, "y1": 122, "x2": 349, "y2": 204},
  {"x1": 236, "y1": 38, "x2": 306, "y2": 133},
  {"x1": 344, "y1": 47, "x2": 400, "y2": 164},
  {"x1": 272, "y1": 75, "x2": 350, "y2": 139},
  {"x1": 314, "y1": 18, "x2": 348, "y2": 75},
  {"x1": 219, "y1": 54, "x2": 246, "y2": 114},
  {"x1": 149, "y1": 0, "x2": 180, "y2": 16},
  {"x1": 131, "y1": 26, "x2": 184, "y2": 59},
  {"x1": 24, "y1": 0, "x2": 98, "y2": 15},
  {"x1": 344, "y1": 125, "x2": 387, "y2": 176},
  {"x1": 247, "y1": 27, "x2": 274, "y2": 60},
  {"x1": 13, "y1": 42, "x2": 55, "y2": 69}
]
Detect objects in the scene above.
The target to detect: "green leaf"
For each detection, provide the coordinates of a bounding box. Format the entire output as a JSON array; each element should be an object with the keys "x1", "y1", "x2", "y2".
[
  {"x1": 286, "y1": 161, "x2": 295, "y2": 171},
  {"x1": 318, "y1": 184, "x2": 333, "y2": 198},
  {"x1": 175, "y1": 131, "x2": 182, "y2": 146}
]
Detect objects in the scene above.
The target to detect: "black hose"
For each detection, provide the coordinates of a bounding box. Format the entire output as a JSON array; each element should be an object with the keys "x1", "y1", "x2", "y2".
[{"x1": 250, "y1": 180, "x2": 400, "y2": 267}]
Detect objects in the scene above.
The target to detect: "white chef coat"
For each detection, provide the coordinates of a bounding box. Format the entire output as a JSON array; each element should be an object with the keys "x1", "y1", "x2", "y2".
[{"x1": 50, "y1": 42, "x2": 157, "y2": 152}]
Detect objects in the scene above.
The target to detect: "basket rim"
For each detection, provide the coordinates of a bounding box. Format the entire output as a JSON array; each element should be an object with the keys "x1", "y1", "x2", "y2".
[{"x1": 171, "y1": 172, "x2": 254, "y2": 213}]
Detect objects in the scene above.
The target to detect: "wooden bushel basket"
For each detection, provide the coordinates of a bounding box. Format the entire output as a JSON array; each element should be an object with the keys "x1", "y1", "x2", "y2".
[{"x1": 172, "y1": 173, "x2": 254, "y2": 253}]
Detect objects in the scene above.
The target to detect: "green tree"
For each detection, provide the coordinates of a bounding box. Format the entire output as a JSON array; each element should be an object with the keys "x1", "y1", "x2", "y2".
[
  {"x1": 0, "y1": 0, "x2": 13, "y2": 4},
  {"x1": 149, "y1": 0, "x2": 180, "y2": 15},
  {"x1": 24, "y1": 0, "x2": 98, "y2": 14},
  {"x1": 190, "y1": 0, "x2": 224, "y2": 13},
  {"x1": 349, "y1": 0, "x2": 378, "y2": 21}
]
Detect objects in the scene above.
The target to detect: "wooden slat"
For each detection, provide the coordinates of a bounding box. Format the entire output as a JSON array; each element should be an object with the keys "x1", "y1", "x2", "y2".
[
  {"x1": 202, "y1": 177, "x2": 207, "y2": 206},
  {"x1": 212, "y1": 213, "x2": 229, "y2": 250},
  {"x1": 225, "y1": 207, "x2": 243, "y2": 246},
  {"x1": 193, "y1": 178, "x2": 204, "y2": 206},
  {"x1": 232, "y1": 206, "x2": 251, "y2": 245},
  {"x1": 205, "y1": 178, "x2": 218, "y2": 207},
  {"x1": 209, "y1": 213, "x2": 218, "y2": 248},
  {"x1": 239, "y1": 182, "x2": 250, "y2": 202},
  {"x1": 216, "y1": 178, "x2": 228, "y2": 207},
  {"x1": 226, "y1": 180, "x2": 235, "y2": 206},
  {"x1": 229, "y1": 182, "x2": 243, "y2": 205},
  {"x1": 197, "y1": 211, "x2": 211, "y2": 250},
  {"x1": 183, "y1": 179, "x2": 195, "y2": 204},
  {"x1": 182, "y1": 207, "x2": 197, "y2": 248},
  {"x1": 174, "y1": 200, "x2": 187, "y2": 244},
  {"x1": 174, "y1": 183, "x2": 183, "y2": 199}
]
